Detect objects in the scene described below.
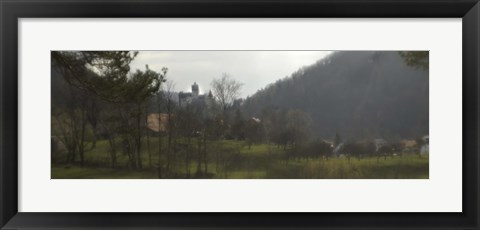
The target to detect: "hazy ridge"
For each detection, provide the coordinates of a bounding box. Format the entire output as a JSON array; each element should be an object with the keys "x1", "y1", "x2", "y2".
[{"x1": 242, "y1": 51, "x2": 429, "y2": 140}]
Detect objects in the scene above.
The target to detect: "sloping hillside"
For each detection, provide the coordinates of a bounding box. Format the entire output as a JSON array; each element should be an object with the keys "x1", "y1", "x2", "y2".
[{"x1": 242, "y1": 51, "x2": 429, "y2": 140}]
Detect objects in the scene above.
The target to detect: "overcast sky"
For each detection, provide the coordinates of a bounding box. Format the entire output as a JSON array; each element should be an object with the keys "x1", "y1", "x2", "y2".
[{"x1": 130, "y1": 51, "x2": 332, "y2": 98}]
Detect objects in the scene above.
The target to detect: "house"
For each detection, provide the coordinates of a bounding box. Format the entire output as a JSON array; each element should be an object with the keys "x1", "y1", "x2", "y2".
[
  {"x1": 147, "y1": 113, "x2": 171, "y2": 133},
  {"x1": 421, "y1": 135, "x2": 429, "y2": 155},
  {"x1": 374, "y1": 138, "x2": 387, "y2": 152},
  {"x1": 400, "y1": 139, "x2": 418, "y2": 154},
  {"x1": 401, "y1": 140, "x2": 417, "y2": 148},
  {"x1": 333, "y1": 143, "x2": 345, "y2": 156},
  {"x1": 322, "y1": 140, "x2": 335, "y2": 148},
  {"x1": 179, "y1": 82, "x2": 209, "y2": 106}
]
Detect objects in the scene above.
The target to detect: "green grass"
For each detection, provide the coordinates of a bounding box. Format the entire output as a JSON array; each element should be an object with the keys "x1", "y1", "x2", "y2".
[
  {"x1": 52, "y1": 167, "x2": 157, "y2": 179},
  {"x1": 265, "y1": 155, "x2": 428, "y2": 179},
  {"x1": 52, "y1": 138, "x2": 429, "y2": 179}
]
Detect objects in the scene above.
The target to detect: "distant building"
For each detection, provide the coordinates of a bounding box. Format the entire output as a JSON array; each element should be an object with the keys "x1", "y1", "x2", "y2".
[
  {"x1": 333, "y1": 143, "x2": 345, "y2": 156},
  {"x1": 422, "y1": 135, "x2": 429, "y2": 143},
  {"x1": 401, "y1": 139, "x2": 417, "y2": 149},
  {"x1": 400, "y1": 139, "x2": 417, "y2": 154},
  {"x1": 191, "y1": 82, "x2": 199, "y2": 97},
  {"x1": 251, "y1": 117, "x2": 261, "y2": 123},
  {"x1": 322, "y1": 140, "x2": 335, "y2": 148},
  {"x1": 178, "y1": 82, "x2": 215, "y2": 109},
  {"x1": 147, "y1": 113, "x2": 171, "y2": 133},
  {"x1": 178, "y1": 91, "x2": 193, "y2": 106},
  {"x1": 421, "y1": 135, "x2": 429, "y2": 155},
  {"x1": 374, "y1": 138, "x2": 387, "y2": 152}
]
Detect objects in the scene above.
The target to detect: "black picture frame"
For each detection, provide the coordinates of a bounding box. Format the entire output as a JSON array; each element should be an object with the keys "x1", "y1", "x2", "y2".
[{"x1": 1, "y1": 0, "x2": 479, "y2": 229}]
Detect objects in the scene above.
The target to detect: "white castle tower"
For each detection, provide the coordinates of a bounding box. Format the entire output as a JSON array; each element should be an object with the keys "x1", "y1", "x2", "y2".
[{"x1": 192, "y1": 82, "x2": 199, "y2": 98}]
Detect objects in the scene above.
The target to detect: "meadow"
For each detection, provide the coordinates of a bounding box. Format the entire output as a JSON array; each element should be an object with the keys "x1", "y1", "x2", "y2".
[{"x1": 51, "y1": 138, "x2": 429, "y2": 179}]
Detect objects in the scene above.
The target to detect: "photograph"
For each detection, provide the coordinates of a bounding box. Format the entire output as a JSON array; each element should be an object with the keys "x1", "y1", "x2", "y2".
[{"x1": 51, "y1": 50, "x2": 429, "y2": 179}]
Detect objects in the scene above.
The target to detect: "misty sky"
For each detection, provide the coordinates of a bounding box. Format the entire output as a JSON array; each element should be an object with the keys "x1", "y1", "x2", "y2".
[{"x1": 130, "y1": 51, "x2": 332, "y2": 98}]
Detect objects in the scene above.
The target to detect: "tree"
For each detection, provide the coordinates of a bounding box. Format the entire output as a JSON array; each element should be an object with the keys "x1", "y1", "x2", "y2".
[
  {"x1": 304, "y1": 140, "x2": 333, "y2": 160},
  {"x1": 175, "y1": 104, "x2": 202, "y2": 178},
  {"x1": 285, "y1": 109, "x2": 312, "y2": 147},
  {"x1": 52, "y1": 51, "x2": 166, "y2": 169},
  {"x1": 244, "y1": 117, "x2": 265, "y2": 149},
  {"x1": 52, "y1": 51, "x2": 139, "y2": 103},
  {"x1": 52, "y1": 58, "x2": 100, "y2": 167},
  {"x1": 334, "y1": 133, "x2": 342, "y2": 148},
  {"x1": 98, "y1": 104, "x2": 121, "y2": 168},
  {"x1": 162, "y1": 79, "x2": 177, "y2": 174},
  {"x1": 377, "y1": 143, "x2": 402, "y2": 161},
  {"x1": 398, "y1": 51, "x2": 429, "y2": 70},
  {"x1": 123, "y1": 66, "x2": 165, "y2": 169},
  {"x1": 210, "y1": 73, "x2": 243, "y2": 111},
  {"x1": 231, "y1": 108, "x2": 246, "y2": 140}
]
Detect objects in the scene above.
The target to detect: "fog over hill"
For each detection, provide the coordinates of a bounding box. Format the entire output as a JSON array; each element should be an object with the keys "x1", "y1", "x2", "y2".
[{"x1": 242, "y1": 51, "x2": 429, "y2": 141}]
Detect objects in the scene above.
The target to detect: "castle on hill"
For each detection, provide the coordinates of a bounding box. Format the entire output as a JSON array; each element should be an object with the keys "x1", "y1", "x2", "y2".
[{"x1": 178, "y1": 82, "x2": 213, "y2": 107}]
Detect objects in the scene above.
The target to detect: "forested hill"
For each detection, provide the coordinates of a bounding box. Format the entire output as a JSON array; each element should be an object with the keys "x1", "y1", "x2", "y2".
[{"x1": 242, "y1": 51, "x2": 429, "y2": 141}]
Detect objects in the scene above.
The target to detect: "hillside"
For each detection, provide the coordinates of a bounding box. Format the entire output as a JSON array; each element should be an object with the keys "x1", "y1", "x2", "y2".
[{"x1": 242, "y1": 51, "x2": 429, "y2": 140}]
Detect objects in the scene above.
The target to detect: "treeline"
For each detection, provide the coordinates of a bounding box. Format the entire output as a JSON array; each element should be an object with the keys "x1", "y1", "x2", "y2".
[{"x1": 225, "y1": 106, "x2": 427, "y2": 164}]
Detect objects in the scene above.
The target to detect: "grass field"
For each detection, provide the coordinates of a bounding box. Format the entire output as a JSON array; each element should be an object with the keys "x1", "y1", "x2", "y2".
[{"x1": 52, "y1": 138, "x2": 428, "y2": 179}]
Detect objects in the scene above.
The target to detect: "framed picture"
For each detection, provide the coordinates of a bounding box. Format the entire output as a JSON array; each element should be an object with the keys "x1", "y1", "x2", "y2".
[{"x1": 1, "y1": 0, "x2": 479, "y2": 229}]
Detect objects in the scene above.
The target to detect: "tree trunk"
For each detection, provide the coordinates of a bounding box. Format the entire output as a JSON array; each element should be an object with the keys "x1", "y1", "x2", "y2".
[
  {"x1": 136, "y1": 108, "x2": 143, "y2": 169},
  {"x1": 157, "y1": 134, "x2": 163, "y2": 178},
  {"x1": 203, "y1": 131, "x2": 208, "y2": 174},
  {"x1": 196, "y1": 137, "x2": 202, "y2": 176},
  {"x1": 78, "y1": 110, "x2": 87, "y2": 167},
  {"x1": 147, "y1": 132, "x2": 152, "y2": 168},
  {"x1": 185, "y1": 137, "x2": 191, "y2": 178},
  {"x1": 110, "y1": 138, "x2": 117, "y2": 168}
]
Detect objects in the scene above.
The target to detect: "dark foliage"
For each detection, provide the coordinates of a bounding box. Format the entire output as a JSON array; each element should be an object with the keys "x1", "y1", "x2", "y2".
[{"x1": 242, "y1": 51, "x2": 429, "y2": 140}]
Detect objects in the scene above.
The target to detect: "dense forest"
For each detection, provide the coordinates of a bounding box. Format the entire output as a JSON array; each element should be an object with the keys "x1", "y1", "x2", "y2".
[
  {"x1": 242, "y1": 51, "x2": 429, "y2": 140},
  {"x1": 51, "y1": 51, "x2": 429, "y2": 179}
]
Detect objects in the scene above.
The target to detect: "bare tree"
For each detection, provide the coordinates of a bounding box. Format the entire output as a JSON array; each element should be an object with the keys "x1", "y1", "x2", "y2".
[
  {"x1": 163, "y1": 80, "x2": 176, "y2": 174},
  {"x1": 210, "y1": 73, "x2": 243, "y2": 111}
]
